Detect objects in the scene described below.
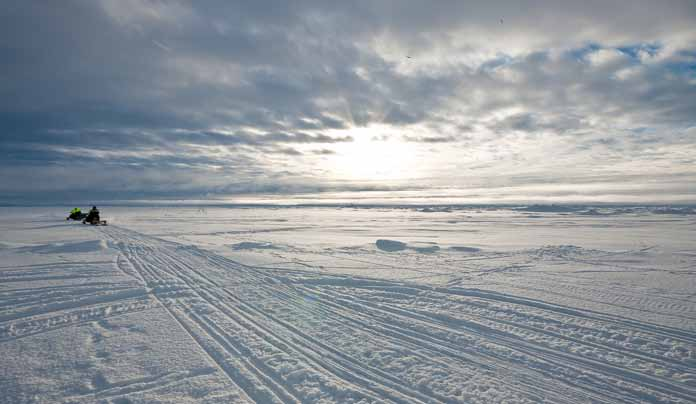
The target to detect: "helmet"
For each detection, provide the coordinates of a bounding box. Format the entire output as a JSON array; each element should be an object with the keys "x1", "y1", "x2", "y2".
[{"x1": 92, "y1": 206, "x2": 97, "y2": 209}]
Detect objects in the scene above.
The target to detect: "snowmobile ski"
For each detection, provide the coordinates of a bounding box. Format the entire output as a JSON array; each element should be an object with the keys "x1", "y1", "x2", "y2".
[{"x1": 83, "y1": 220, "x2": 107, "y2": 226}]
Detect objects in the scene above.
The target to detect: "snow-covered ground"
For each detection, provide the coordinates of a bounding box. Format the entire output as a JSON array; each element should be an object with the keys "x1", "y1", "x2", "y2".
[{"x1": 1, "y1": 206, "x2": 695, "y2": 403}]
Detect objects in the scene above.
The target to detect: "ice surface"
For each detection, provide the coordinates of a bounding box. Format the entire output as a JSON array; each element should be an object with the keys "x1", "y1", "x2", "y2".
[{"x1": 1, "y1": 206, "x2": 695, "y2": 403}]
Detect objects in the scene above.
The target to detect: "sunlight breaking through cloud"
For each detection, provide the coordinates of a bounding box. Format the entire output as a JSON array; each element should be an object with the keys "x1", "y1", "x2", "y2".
[{"x1": 1, "y1": 1, "x2": 695, "y2": 203}]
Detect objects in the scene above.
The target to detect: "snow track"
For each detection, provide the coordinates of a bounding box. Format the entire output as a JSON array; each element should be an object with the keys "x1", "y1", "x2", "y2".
[
  {"x1": 1, "y1": 215, "x2": 695, "y2": 403},
  {"x1": 96, "y1": 225, "x2": 696, "y2": 403}
]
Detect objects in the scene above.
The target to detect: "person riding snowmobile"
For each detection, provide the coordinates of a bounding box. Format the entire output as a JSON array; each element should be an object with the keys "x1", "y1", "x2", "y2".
[
  {"x1": 67, "y1": 207, "x2": 85, "y2": 221},
  {"x1": 83, "y1": 206, "x2": 100, "y2": 224}
]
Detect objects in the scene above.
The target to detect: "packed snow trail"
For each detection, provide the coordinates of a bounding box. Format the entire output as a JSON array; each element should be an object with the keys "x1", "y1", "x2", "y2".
[{"x1": 1, "y1": 220, "x2": 695, "y2": 403}]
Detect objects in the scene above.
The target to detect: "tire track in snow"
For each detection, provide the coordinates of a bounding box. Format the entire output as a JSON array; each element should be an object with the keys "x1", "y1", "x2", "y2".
[
  {"x1": 501, "y1": 273, "x2": 696, "y2": 323},
  {"x1": 107, "y1": 226, "x2": 457, "y2": 403},
  {"x1": 0, "y1": 288, "x2": 149, "y2": 324},
  {"x1": 107, "y1": 228, "x2": 309, "y2": 404},
  {"x1": 321, "y1": 283, "x2": 695, "y2": 373},
  {"x1": 111, "y1": 227, "x2": 556, "y2": 401},
  {"x1": 297, "y1": 280, "x2": 696, "y2": 402},
  {"x1": 206, "y1": 247, "x2": 696, "y2": 403},
  {"x1": 110, "y1": 239, "x2": 264, "y2": 403},
  {"x1": 327, "y1": 287, "x2": 692, "y2": 402},
  {"x1": 101, "y1": 225, "x2": 696, "y2": 403},
  {"x1": 66, "y1": 368, "x2": 218, "y2": 401},
  {"x1": 185, "y1": 250, "x2": 487, "y2": 403},
  {"x1": 0, "y1": 301, "x2": 156, "y2": 343},
  {"x1": 123, "y1": 228, "x2": 436, "y2": 403},
  {"x1": 137, "y1": 245, "x2": 309, "y2": 404},
  {"x1": 288, "y1": 284, "x2": 607, "y2": 403}
]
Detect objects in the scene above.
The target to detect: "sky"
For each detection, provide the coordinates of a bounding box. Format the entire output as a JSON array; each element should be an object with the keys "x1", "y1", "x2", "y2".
[{"x1": 1, "y1": 1, "x2": 696, "y2": 204}]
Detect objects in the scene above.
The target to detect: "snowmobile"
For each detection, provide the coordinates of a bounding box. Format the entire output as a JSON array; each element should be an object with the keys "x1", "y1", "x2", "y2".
[
  {"x1": 66, "y1": 212, "x2": 87, "y2": 221},
  {"x1": 81, "y1": 206, "x2": 107, "y2": 226}
]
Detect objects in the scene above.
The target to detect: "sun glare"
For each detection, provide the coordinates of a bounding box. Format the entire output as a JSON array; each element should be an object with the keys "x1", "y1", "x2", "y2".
[{"x1": 326, "y1": 125, "x2": 422, "y2": 182}]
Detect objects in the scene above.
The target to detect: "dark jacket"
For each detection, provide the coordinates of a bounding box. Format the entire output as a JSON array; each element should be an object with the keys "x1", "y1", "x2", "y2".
[{"x1": 84, "y1": 207, "x2": 100, "y2": 223}]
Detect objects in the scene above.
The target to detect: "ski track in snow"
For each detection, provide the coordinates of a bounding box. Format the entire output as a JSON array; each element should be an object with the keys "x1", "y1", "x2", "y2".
[{"x1": 1, "y1": 218, "x2": 695, "y2": 403}]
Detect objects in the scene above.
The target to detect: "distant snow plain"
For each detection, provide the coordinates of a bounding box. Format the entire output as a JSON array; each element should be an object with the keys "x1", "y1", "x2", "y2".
[{"x1": 1, "y1": 205, "x2": 695, "y2": 403}]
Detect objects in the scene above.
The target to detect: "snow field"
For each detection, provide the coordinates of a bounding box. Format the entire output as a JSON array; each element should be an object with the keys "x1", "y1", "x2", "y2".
[{"x1": 0, "y1": 207, "x2": 695, "y2": 403}]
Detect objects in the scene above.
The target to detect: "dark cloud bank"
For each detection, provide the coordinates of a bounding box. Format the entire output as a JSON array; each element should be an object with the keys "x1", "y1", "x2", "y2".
[{"x1": 1, "y1": 1, "x2": 695, "y2": 203}]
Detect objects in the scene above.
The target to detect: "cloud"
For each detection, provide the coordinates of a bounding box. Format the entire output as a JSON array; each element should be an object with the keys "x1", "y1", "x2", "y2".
[
  {"x1": 403, "y1": 135, "x2": 459, "y2": 143},
  {"x1": 174, "y1": 131, "x2": 353, "y2": 146},
  {"x1": 312, "y1": 149, "x2": 336, "y2": 155},
  {"x1": 1, "y1": 1, "x2": 695, "y2": 202}
]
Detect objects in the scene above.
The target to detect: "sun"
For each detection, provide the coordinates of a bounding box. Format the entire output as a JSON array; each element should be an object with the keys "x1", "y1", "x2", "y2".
[{"x1": 325, "y1": 125, "x2": 421, "y2": 182}]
